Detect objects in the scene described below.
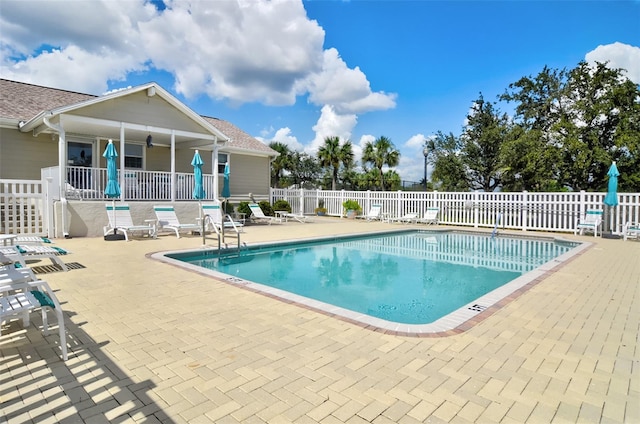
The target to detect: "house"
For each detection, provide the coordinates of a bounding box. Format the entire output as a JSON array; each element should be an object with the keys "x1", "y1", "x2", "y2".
[{"x1": 0, "y1": 79, "x2": 278, "y2": 237}]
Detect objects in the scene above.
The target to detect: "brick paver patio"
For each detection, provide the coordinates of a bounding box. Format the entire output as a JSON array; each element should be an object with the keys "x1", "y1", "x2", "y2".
[{"x1": 1, "y1": 218, "x2": 638, "y2": 423}]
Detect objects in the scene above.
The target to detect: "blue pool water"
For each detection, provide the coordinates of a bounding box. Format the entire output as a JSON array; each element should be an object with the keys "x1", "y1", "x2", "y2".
[{"x1": 167, "y1": 231, "x2": 580, "y2": 325}]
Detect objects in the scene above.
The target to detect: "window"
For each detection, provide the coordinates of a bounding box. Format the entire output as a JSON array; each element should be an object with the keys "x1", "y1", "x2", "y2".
[
  {"x1": 68, "y1": 141, "x2": 93, "y2": 167},
  {"x1": 124, "y1": 143, "x2": 143, "y2": 169},
  {"x1": 218, "y1": 153, "x2": 229, "y2": 174}
]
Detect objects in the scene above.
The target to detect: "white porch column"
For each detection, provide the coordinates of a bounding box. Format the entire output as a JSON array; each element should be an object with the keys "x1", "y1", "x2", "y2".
[
  {"x1": 57, "y1": 129, "x2": 68, "y2": 238},
  {"x1": 212, "y1": 146, "x2": 219, "y2": 202},
  {"x1": 170, "y1": 130, "x2": 176, "y2": 202},
  {"x1": 119, "y1": 124, "x2": 125, "y2": 201},
  {"x1": 57, "y1": 130, "x2": 66, "y2": 200}
]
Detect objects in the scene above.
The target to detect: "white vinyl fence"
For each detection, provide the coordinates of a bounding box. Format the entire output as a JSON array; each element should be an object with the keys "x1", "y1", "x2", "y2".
[
  {"x1": 0, "y1": 179, "x2": 46, "y2": 235},
  {"x1": 2, "y1": 177, "x2": 639, "y2": 237},
  {"x1": 271, "y1": 188, "x2": 640, "y2": 235}
]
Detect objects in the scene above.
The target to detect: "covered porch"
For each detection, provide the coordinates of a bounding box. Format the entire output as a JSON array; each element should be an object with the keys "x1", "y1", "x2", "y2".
[{"x1": 54, "y1": 166, "x2": 221, "y2": 202}]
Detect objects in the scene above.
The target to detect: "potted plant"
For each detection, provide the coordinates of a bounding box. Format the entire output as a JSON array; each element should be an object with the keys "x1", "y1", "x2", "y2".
[
  {"x1": 314, "y1": 198, "x2": 327, "y2": 216},
  {"x1": 342, "y1": 199, "x2": 362, "y2": 218}
]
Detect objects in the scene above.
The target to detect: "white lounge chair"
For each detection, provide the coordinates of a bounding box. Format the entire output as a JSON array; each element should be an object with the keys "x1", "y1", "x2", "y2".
[
  {"x1": 104, "y1": 204, "x2": 156, "y2": 241},
  {"x1": 12, "y1": 235, "x2": 53, "y2": 245},
  {"x1": 1, "y1": 234, "x2": 52, "y2": 246},
  {"x1": 0, "y1": 245, "x2": 69, "y2": 271},
  {"x1": 283, "y1": 211, "x2": 314, "y2": 223},
  {"x1": 356, "y1": 204, "x2": 382, "y2": 221},
  {"x1": 623, "y1": 221, "x2": 640, "y2": 241},
  {"x1": 248, "y1": 203, "x2": 282, "y2": 225},
  {"x1": 390, "y1": 212, "x2": 419, "y2": 224},
  {"x1": 0, "y1": 255, "x2": 68, "y2": 361},
  {"x1": 575, "y1": 209, "x2": 603, "y2": 237},
  {"x1": 153, "y1": 205, "x2": 200, "y2": 238},
  {"x1": 418, "y1": 207, "x2": 440, "y2": 225},
  {"x1": 202, "y1": 203, "x2": 244, "y2": 233}
]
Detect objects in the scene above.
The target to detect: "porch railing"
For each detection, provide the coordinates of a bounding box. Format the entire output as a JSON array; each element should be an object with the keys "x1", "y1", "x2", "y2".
[
  {"x1": 271, "y1": 188, "x2": 640, "y2": 235},
  {"x1": 61, "y1": 166, "x2": 218, "y2": 201}
]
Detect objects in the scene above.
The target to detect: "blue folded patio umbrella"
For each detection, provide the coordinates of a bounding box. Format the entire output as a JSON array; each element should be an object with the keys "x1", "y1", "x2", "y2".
[
  {"x1": 222, "y1": 162, "x2": 230, "y2": 199},
  {"x1": 103, "y1": 140, "x2": 121, "y2": 199},
  {"x1": 103, "y1": 140, "x2": 124, "y2": 240},
  {"x1": 603, "y1": 161, "x2": 619, "y2": 207},
  {"x1": 191, "y1": 150, "x2": 205, "y2": 200},
  {"x1": 603, "y1": 161, "x2": 620, "y2": 237}
]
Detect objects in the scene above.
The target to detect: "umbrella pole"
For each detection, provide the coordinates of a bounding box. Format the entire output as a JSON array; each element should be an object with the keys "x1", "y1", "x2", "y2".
[{"x1": 222, "y1": 199, "x2": 226, "y2": 242}]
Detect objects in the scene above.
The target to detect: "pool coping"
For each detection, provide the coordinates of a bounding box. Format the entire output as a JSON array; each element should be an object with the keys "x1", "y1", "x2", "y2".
[{"x1": 150, "y1": 228, "x2": 592, "y2": 337}]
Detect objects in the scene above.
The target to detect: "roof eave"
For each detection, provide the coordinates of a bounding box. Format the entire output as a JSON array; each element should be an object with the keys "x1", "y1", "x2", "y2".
[
  {"x1": 17, "y1": 82, "x2": 231, "y2": 143},
  {"x1": 221, "y1": 145, "x2": 279, "y2": 158}
]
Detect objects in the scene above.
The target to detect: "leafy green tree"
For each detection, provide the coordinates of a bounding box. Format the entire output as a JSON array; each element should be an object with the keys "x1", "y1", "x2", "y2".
[
  {"x1": 556, "y1": 61, "x2": 640, "y2": 190},
  {"x1": 499, "y1": 126, "x2": 563, "y2": 191},
  {"x1": 460, "y1": 95, "x2": 510, "y2": 191},
  {"x1": 268, "y1": 142, "x2": 292, "y2": 188},
  {"x1": 289, "y1": 151, "x2": 321, "y2": 189},
  {"x1": 317, "y1": 136, "x2": 355, "y2": 190},
  {"x1": 383, "y1": 170, "x2": 402, "y2": 191},
  {"x1": 362, "y1": 136, "x2": 400, "y2": 190},
  {"x1": 429, "y1": 132, "x2": 469, "y2": 191},
  {"x1": 502, "y1": 61, "x2": 640, "y2": 191},
  {"x1": 500, "y1": 66, "x2": 565, "y2": 191}
]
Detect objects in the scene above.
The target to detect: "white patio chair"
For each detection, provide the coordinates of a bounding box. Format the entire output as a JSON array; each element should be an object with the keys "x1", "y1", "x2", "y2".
[
  {"x1": 418, "y1": 207, "x2": 440, "y2": 225},
  {"x1": 0, "y1": 245, "x2": 69, "y2": 271},
  {"x1": 283, "y1": 212, "x2": 314, "y2": 223},
  {"x1": 575, "y1": 209, "x2": 603, "y2": 237},
  {"x1": 622, "y1": 221, "x2": 640, "y2": 241},
  {"x1": 153, "y1": 205, "x2": 200, "y2": 238},
  {"x1": 248, "y1": 203, "x2": 282, "y2": 225},
  {"x1": 104, "y1": 203, "x2": 156, "y2": 241},
  {"x1": 0, "y1": 256, "x2": 68, "y2": 360},
  {"x1": 356, "y1": 204, "x2": 382, "y2": 221},
  {"x1": 202, "y1": 202, "x2": 244, "y2": 233},
  {"x1": 389, "y1": 212, "x2": 419, "y2": 224}
]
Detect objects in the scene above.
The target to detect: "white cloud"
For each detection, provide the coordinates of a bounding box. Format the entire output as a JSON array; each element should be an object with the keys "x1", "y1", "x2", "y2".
[
  {"x1": 270, "y1": 127, "x2": 304, "y2": 151},
  {"x1": 305, "y1": 48, "x2": 397, "y2": 114},
  {"x1": 405, "y1": 134, "x2": 427, "y2": 149},
  {"x1": 586, "y1": 42, "x2": 640, "y2": 84},
  {"x1": 307, "y1": 105, "x2": 357, "y2": 154},
  {"x1": 1, "y1": 45, "x2": 144, "y2": 94},
  {"x1": 0, "y1": 0, "x2": 396, "y2": 151},
  {"x1": 139, "y1": 0, "x2": 326, "y2": 105}
]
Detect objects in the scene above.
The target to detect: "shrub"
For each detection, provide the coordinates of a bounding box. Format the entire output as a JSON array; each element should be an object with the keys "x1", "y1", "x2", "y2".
[
  {"x1": 342, "y1": 199, "x2": 362, "y2": 213},
  {"x1": 259, "y1": 200, "x2": 274, "y2": 216},
  {"x1": 272, "y1": 199, "x2": 292, "y2": 213},
  {"x1": 223, "y1": 201, "x2": 235, "y2": 214},
  {"x1": 237, "y1": 201, "x2": 251, "y2": 216}
]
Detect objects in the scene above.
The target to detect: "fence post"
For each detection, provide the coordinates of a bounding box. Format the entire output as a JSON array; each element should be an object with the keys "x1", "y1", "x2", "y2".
[
  {"x1": 522, "y1": 190, "x2": 528, "y2": 232},
  {"x1": 299, "y1": 188, "x2": 304, "y2": 214},
  {"x1": 473, "y1": 191, "x2": 479, "y2": 228}
]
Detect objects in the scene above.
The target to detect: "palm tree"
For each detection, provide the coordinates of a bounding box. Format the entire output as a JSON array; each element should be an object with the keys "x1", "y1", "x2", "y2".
[
  {"x1": 268, "y1": 142, "x2": 291, "y2": 188},
  {"x1": 317, "y1": 136, "x2": 354, "y2": 190},
  {"x1": 362, "y1": 136, "x2": 400, "y2": 190}
]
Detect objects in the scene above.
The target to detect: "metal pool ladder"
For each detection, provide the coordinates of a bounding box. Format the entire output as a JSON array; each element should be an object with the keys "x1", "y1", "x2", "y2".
[{"x1": 201, "y1": 214, "x2": 243, "y2": 252}]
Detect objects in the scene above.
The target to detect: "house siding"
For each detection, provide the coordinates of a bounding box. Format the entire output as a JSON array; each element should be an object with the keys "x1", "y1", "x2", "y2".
[
  {"x1": 0, "y1": 128, "x2": 57, "y2": 180},
  {"x1": 67, "y1": 91, "x2": 209, "y2": 133},
  {"x1": 225, "y1": 154, "x2": 270, "y2": 197}
]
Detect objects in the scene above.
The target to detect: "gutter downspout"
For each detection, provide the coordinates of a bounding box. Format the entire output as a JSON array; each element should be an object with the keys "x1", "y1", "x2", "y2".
[{"x1": 43, "y1": 113, "x2": 70, "y2": 238}]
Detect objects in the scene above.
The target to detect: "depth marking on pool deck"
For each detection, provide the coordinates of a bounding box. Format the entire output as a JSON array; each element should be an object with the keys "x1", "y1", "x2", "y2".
[{"x1": 152, "y1": 232, "x2": 591, "y2": 337}]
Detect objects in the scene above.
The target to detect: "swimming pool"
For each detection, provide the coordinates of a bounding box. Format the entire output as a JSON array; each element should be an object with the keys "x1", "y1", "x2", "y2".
[{"x1": 156, "y1": 230, "x2": 587, "y2": 335}]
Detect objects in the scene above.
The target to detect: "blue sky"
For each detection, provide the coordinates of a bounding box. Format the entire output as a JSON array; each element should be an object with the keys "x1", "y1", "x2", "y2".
[{"x1": 1, "y1": 0, "x2": 638, "y2": 182}]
